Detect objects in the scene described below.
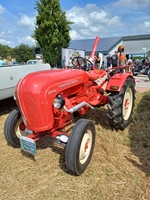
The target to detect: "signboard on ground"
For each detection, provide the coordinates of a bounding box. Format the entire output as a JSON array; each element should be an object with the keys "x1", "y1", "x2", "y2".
[{"x1": 20, "y1": 136, "x2": 37, "y2": 155}]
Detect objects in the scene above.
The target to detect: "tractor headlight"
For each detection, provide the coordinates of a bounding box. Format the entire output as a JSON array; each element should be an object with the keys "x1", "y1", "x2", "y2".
[{"x1": 53, "y1": 95, "x2": 65, "y2": 109}]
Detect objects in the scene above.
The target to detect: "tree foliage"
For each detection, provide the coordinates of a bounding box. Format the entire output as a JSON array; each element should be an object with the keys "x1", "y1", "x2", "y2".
[
  {"x1": 33, "y1": 0, "x2": 72, "y2": 67},
  {"x1": 12, "y1": 44, "x2": 34, "y2": 63},
  {"x1": 0, "y1": 43, "x2": 34, "y2": 63},
  {"x1": 0, "y1": 44, "x2": 12, "y2": 59}
]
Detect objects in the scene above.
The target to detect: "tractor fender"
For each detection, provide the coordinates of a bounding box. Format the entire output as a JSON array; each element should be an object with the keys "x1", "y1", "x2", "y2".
[{"x1": 105, "y1": 73, "x2": 135, "y2": 92}]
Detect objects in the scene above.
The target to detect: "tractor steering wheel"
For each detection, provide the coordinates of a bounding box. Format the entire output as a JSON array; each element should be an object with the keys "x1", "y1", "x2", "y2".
[{"x1": 71, "y1": 57, "x2": 94, "y2": 71}]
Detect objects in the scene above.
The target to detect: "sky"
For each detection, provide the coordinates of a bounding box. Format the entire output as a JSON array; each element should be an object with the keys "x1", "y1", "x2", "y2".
[{"x1": 0, "y1": 0, "x2": 150, "y2": 47}]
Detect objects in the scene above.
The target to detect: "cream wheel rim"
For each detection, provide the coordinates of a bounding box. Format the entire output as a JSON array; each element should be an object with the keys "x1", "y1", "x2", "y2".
[
  {"x1": 123, "y1": 87, "x2": 133, "y2": 120},
  {"x1": 79, "y1": 130, "x2": 92, "y2": 164},
  {"x1": 15, "y1": 118, "x2": 27, "y2": 138}
]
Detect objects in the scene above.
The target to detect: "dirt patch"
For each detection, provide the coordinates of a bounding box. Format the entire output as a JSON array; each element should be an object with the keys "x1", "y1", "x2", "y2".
[{"x1": 136, "y1": 87, "x2": 150, "y2": 93}]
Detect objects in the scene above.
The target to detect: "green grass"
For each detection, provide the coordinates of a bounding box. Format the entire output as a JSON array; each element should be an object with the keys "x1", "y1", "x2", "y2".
[{"x1": 130, "y1": 91, "x2": 150, "y2": 147}]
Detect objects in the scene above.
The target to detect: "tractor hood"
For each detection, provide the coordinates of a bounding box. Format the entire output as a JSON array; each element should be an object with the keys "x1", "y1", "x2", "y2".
[{"x1": 15, "y1": 69, "x2": 89, "y2": 132}]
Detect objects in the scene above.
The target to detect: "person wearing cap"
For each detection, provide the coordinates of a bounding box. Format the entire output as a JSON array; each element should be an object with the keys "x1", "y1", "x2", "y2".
[
  {"x1": 0, "y1": 57, "x2": 4, "y2": 66},
  {"x1": 118, "y1": 45, "x2": 127, "y2": 72}
]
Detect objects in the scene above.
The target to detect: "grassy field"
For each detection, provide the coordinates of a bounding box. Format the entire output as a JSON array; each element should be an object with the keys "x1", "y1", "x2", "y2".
[{"x1": 0, "y1": 91, "x2": 150, "y2": 200}]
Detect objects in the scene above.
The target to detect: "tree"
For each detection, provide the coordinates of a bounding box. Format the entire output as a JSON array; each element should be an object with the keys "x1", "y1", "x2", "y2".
[
  {"x1": 12, "y1": 44, "x2": 35, "y2": 63},
  {"x1": 0, "y1": 44, "x2": 12, "y2": 59},
  {"x1": 33, "y1": 0, "x2": 72, "y2": 67}
]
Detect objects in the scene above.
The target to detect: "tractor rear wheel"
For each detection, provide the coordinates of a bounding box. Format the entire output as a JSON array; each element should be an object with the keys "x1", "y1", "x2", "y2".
[
  {"x1": 148, "y1": 70, "x2": 150, "y2": 80},
  {"x1": 4, "y1": 108, "x2": 27, "y2": 148},
  {"x1": 107, "y1": 77, "x2": 135, "y2": 130},
  {"x1": 65, "y1": 119, "x2": 96, "y2": 176}
]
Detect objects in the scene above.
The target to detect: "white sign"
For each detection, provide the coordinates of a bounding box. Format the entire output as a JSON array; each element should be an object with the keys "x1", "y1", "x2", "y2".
[
  {"x1": 142, "y1": 48, "x2": 146, "y2": 53},
  {"x1": 61, "y1": 48, "x2": 85, "y2": 68}
]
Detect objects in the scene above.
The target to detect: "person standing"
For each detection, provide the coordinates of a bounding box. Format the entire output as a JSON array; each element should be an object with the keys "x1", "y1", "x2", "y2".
[
  {"x1": 68, "y1": 57, "x2": 73, "y2": 68},
  {"x1": 118, "y1": 45, "x2": 127, "y2": 72},
  {"x1": 127, "y1": 57, "x2": 134, "y2": 72},
  {"x1": 62, "y1": 56, "x2": 66, "y2": 68},
  {"x1": 95, "y1": 54, "x2": 101, "y2": 69},
  {"x1": 0, "y1": 57, "x2": 4, "y2": 66},
  {"x1": 127, "y1": 57, "x2": 133, "y2": 65},
  {"x1": 5, "y1": 56, "x2": 13, "y2": 66},
  {"x1": 106, "y1": 54, "x2": 112, "y2": 71},
  {"x1": 111, "y1": 51, "x2": 119, "y2": 67}
]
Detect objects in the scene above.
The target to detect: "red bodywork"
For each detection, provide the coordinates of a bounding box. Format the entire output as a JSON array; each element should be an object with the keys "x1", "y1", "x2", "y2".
[
  {"x1": 15, "y1": 66, "x2": 133, "y2": 141},
  {"x1": 14, "y1": 35, "x2": 134, "y2": 141}
]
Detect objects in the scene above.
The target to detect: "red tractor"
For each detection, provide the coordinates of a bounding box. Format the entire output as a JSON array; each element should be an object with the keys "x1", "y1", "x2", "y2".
[{"x1": 4, "y1": 39, "x2": 136, "y2": 176}]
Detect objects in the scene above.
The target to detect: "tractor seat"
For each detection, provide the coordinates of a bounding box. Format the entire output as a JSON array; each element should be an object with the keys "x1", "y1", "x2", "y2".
[{"x1": 88, "y1": 70, "x2": 106, "y2": 81}]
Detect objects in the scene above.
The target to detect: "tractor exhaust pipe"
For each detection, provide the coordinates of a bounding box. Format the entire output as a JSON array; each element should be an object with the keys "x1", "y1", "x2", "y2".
[
  {"x1": 89, "y1": 36, "x2": 100, "y2": 60},
  {"x1": 63, "y1": 102, "x2": 94, "y2": 113}
]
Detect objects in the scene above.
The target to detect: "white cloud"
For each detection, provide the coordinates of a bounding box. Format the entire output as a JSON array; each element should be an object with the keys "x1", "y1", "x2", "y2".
[
  {"x1": 112, "y1": 0, "x2": 150, "y2": 8},
  {"x1": 0, "y1": 30, "x2": 13, "y2": 39},
  {"x1": 67, "y1": 4, "x2": 123, "y2": 39},
  {"x1": 7, "y1": 30, "x2": 13, "y2": 34},
  {"x1": 0, "y1": 38, "x2": 13, "y2": 46},
  {"x1": 17, "y1": 36, "x2": 36, "y2": 46},
  {"x1": 17, "y1": 14, "x2": 35, "y2": 30},
  {"x1": 66, "y1": 2, "x2": 150, "y2": 40},
  {"x1": 70, "y1": 30, "x2": 81, "y2": 40},
  {"x1": 144, "y1": 21, "x2": 150, "y2": 28},
  {"x1": 0, "y1": 1, "x2": 150, "y2": 47},
  {"x1": 0, "y1": 4, "x2": 5, "y2": 14},
  {"x1": 0, "y1": 4, "x2": 6, "y2": 20},
  {"x1": 0, "y1": 31, "x2": 5, "y2": 37}
]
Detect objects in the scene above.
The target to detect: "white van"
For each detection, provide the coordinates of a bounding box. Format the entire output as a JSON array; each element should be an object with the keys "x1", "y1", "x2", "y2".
[{"x1": 27, "y1": 60, "x2": 43, "y2": 64}]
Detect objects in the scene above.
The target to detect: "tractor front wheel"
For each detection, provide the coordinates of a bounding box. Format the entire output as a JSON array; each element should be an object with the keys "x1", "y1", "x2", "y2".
[
  {"x1": 107, "y1": 77, "x2": 135, "y2": 130},
  {"x1": 65, "y1": 119, "x2": 96, "y2": 176},
  {"x1": 4, "y1": 108, "x2": 27, "y2": 148}
]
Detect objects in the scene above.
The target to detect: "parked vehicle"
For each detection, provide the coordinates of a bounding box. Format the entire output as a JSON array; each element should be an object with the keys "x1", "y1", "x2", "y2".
[
  {"x1": 148, "y1": 69, "x2": 150, "y2": 80},
  {"x1": 12, "y1": 62, "x2": 22, "y2": 65},
  {"x1": 0, "y1": 63, "x2": 51, "y2": 100},
  {"x1": 27, "y1": 60, "x2": 43, "y2": 64},
  {"x1": 132, "y1": 64, "x2": 150, "y2": 76}
]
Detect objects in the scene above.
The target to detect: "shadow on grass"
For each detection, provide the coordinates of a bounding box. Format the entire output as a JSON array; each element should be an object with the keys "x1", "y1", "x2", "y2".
[
  {"x1": 127, "y1": 91, "x2": 150, "y2": 176},
  {"x1": 73, "y1": 106, "x2": 111, "y2": 130},
  {"x1": 0, "y1": 97, "x2": 17, "y2": 116},
  {"x1": 19, "y1": 135, "x2": 67, "y2": 172}
]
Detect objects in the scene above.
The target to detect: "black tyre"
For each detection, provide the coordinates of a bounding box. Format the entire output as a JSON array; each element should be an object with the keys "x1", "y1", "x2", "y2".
[
  {"x1": 132, "y1": 68, "x2": 138, "y2": 76},
  {"x1": 65, "y1": 119, "x2": 96, "y2": 176},
  {"x1": 148, "y1": 70, "x2": 150, "y2": 80},
  {"x1": 4, "y1": 108, "x2": 27, "y2": 148},
  {"x1": 132, "y1": 72, "x2": 138, "y2": 76},
  {"x1": 107, "y1": 77, "x2": 135, "y2": 130}
]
